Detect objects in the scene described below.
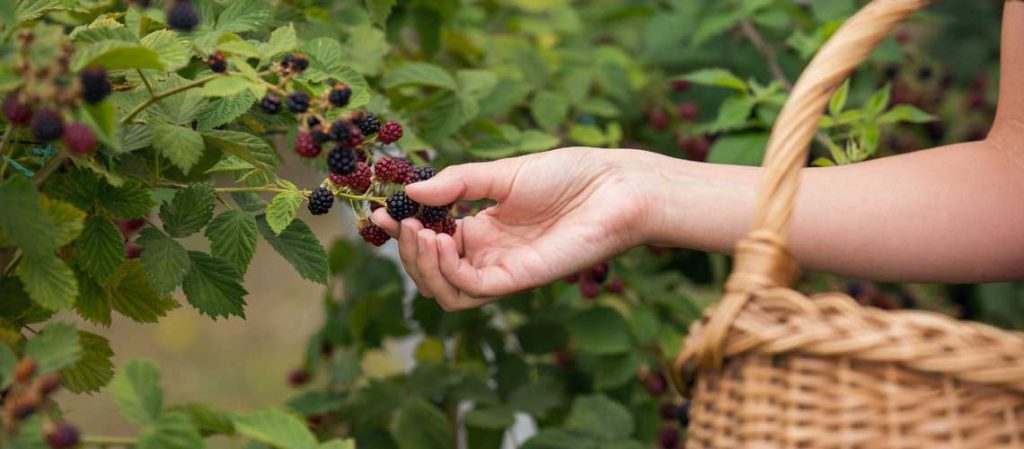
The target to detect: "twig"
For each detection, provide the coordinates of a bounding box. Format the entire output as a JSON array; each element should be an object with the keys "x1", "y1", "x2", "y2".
[
  {"x1": 32, "y1": 152, "x2": 68, "y2": 187},
  {"x1": 120, "y1": 74, "x2": 221, "y2": 124},
  {"x1": 136, "y1": 69, "x2": 156, "y2": 96},
  {"x1": 0, "y1": 126, "x2": 14, "y2": 179},
  {"x1": 156, "y1": 182, "x2": 386, "y2": 203}
]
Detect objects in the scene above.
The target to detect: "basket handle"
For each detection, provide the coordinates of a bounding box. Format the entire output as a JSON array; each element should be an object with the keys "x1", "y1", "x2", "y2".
[{"x1": 696, "y1": 0, "x2": 931, "y2": 369}]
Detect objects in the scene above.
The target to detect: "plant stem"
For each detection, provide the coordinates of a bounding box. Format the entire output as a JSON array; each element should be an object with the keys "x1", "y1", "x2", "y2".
[
  {"x1": 156, "y1": 182, "x2": 386, "y2": 203},
  {"x1": 0, "y1": 126, "x2": 14, "y2": 179},
  {"x1": 120, "y1": 74, "x2": 221, "y2": 124},
  {"x1": 32, "y1": 152, "x2": 68, "y2": 187},
  {"x1": 81, "y1": 435, "x2": 139, "y2": 446},
  {"x1": 136, "y1": 69, "x2": 156, "y2": 96}
]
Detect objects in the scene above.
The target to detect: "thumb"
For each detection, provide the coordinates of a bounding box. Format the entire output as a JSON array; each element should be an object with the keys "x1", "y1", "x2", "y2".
[{"x1": 405, "y1": 160, "x2": 519, "y2": 206}]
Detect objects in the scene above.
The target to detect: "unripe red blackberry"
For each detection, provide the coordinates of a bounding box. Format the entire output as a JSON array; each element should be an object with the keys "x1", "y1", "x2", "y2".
[
  {"x1": 408, "y1": 165, "x2": 437, "y2": 184},
  {"x1": 421, "y1": 205, "x2": 451, "y2": 224},
  {"x1": 329, "y1": 161, "x2": 371, "y2": 192},
  {"x1": 386, "y1": 191, "x2": 419, "y2": 221},
  {"x1": 294, "y1": 131, "x2": 321, "y2": 158},
  {"x1": 327, "y1": 147, "x2": 357, "y2": 175},
  {"x1": 307, "y1": 186, "x2": 334, "y2": 215},
  {"x1": 125, "y1": 241, "x2": 143, "y2": 259},
  {"x1": 3, "y1": 91, "x2": 32, "y2": 125},
  {"x1": 345, "y1": 127, "x2": 364, "y2": 148},
  {"x1": 31, "y1": 110, "x2": 64, "y2": 143},
  {"x1": 208, "y1": 51, "x2": 227, "y2": 73},
  {"x1": 424, "y1": 217, "x2": 456, "y2": 236},
  {"x1": 166, "y1": 0, "x2": 200, "y2": 31},
  {"x1": 353, "y1": 112, "x2": 380, "y2": 135},
  {"x1": 579, "y1": 280, "x2": 600, "y2": 299},
  {"x1": 6, "y1": 393, "x2": 39, "y2": 420},
  {"x1": 679, "y1": 136, "x2": 710, "y2": 162},
  {"x1": 359, "y1": 221, "x2": 391, "y2": 246},
  {"x1": 677, "y1": 101, "x2": 699, "y2": 121},
  {"x1": 63, "y1": 122, "x2": 97, "y2": 155},
  {"x1": 647, "y1": 108, "x2": 668, "y2": 131},
  {"x1": 587, "y1": 261, "x2": 610, "y2": 283},
  {"x1": 260, "y1": 93, "x2": 282, "y2": 114},
  {"x1": 288, "y1": 368, "x2": 311, "y2": 387},
  {"x1": 378, "y1": 120, "x2": 403, "y2": 144},
  {"x1": 35, "y1": 374, "x2": 62, "y2": 397},
  {"x1": 285, "y1": 91, "x2": 310, "y2": 113},
  {"x1": 657, "y1": 426, "x2": 680, "y2": 449},
  {"x1": 374, "y1": 157, "x2": 412, "y2": 184},
  {"x1": 45, "y1": 422, "x2": 80, "y2": 449},
  {"x1": 79, "y1": 67, "x2": 112, "y2": 104},
  {"x1": 14, "y1": 358, "x2": 37, "y2": 384},
  {"x1": 116, "y1": 218, "x2": 146, "y2": 237},
  {"x1": 564, "y1": 273, "x2": 580, "y2": 284},
  {"x1": 327, "y1": 83, "x2": 352, "y2": 108},
  {"x1": 606, "y1": 278, "x2": 624, "y2": 294},
  {"x1": 644, "y1": 372, "x2": 667, "y2": 396},
  {"x1": 670, "y1": 79, "x2": 693, "y2": 92}
]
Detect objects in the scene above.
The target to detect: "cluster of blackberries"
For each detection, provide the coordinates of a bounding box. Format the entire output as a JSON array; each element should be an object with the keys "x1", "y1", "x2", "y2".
[
  {"x1": 637, "y1": 368, "x2": 689, "y2": 449},
  {"x1": 564, "y1": 261, "x2": 621, "y2": 299},
  {"x1": 2, "y1": 358, "x2": 78, "y2": 448},
  {"x1": 166, "y1": 0, "x2": 200, "y2": 31}
]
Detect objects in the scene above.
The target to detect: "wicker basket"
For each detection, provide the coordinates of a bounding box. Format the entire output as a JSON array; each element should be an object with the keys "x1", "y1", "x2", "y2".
[{"x1": 671, "y1": 1, "x2": 1024, "y2": 448}]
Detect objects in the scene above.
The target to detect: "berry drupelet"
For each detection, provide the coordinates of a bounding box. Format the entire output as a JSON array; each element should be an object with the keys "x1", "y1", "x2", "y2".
[
  {"x1": 377, "y1": 120, "x2": 403, "y2": 144},
  {"x1": 327, "y1": 147, "x2": 357, "y2": 175},
  {"x1": 79, "y1": 67, "x2": 112, "y2": 104},
  {"x1": 208, "y1": 51, "x2": 227, "y2": 73},
  {"x1": 327, "y1": 83, "x2": 352, "y2": 108},
  {"x1": 63, "y1": 122, "x2": 97, "y2": 155},
  {"x1": 424, "y1": 217, "x2": 456, "y2": 236},
  {"x1": 285, "y1": 91, "x2": 310, "y2": 113},
  {"x1": 307, "y1": 186, "x2": 334, "y2": 215},
  {"x1": 421, "y1": 205, "x2": 451, "y2": 224},
  {"x1": 329, "y1": 161, "x2": 371, "y2": 192},
  {"x1": 354, "y1": 112, "x2": 380, "y2": 135},
  {"x1": 260, "y1": 93, "x2": 282, "y2": 114},
  {"x1": 359, "y1": 221, "x2": 391, "y2": 246},
  {"x1": 374, "y1": 157, "x2": 412, "y2": 184},
  {"x1": 166, "y1": 0, "x2": 200, "y2": 31},
  {"x1": 345, "y1": 126, "x2": 364, "y2": 148},
  {"x1": 409, "y1": 165, "x2": 437, "y2": 183},
  {"x1": 294, "y1": 131, "x2": 321, "y2": 158},
  {"x1": 327, "y1": 119, "x2": 351, "y2": 142},
  {"x1": 3, "y1": 91, "x2": 32, "y2": 125},
  {"x1": 31, "y1": 110, "x2": 64, "y2": 143},
  {"x1": 386, "y1": 191, "x2": 420, "y2": 221}
]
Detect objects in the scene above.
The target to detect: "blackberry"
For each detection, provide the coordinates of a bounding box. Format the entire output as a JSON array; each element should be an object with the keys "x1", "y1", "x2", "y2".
[
  {"x1": 409, "y1": 165, "x2": 437, "y2": 183},
  {"x1": 359, "y1": 222, "x2": 391, "y2": 246},
  {"x1": 657, "y1": 426, "x2": 680, "y2": 449},
  {"x1": 310, "y1": 124, "x2": 330, "y2": 144},
  {"x1": 306, "y1": 116, "x2": 321, "y2": 128},
  {"x1": 679, "y1": 136, "x2": 710, "y2": 162},
  {"x1": 294, "y1": 131, "x2": 321, "y2": 158},
  {"x1": 8, "y1": 394, "x2": 38, "y2": 419},
  {"x1": 424, "y1": 217, "x2": 456, "y2": 236},
  {"x1": 670, "y1": 79, "x2": 693, "y2": 92},
  {"x1": 659, "y1": 402, "x2": 676, "y2": 421},
  {"x1": 327, "y1": 119, "x2": 351, "y2": 142},
  {"x1": 35, "y1": 375, "x2": 61, "y2": 397},
  {"x1": 329, "y1": 161, "x2": 371, "y2": 192},
  {"x1": 3, "y1": 91, "x2": 32, "y2": 125},
  {"x1": 354, "y1": 112, "x2": 381, "y2": 135},
  {"x1": 378, "y1": 120, "x2": 403, "y2": 144},
  {"x1": 285, "y1": 91, "x2": 310, "y2": 113},
  {"x1": 677, "y1": 101, "x2": 699, "y2": 121},
  {"x1": 587, "y1": 261, "x2": 610, "y2": 283},
  {"x1": 115, "y1": 218, "x2": 146, "y2": 237},
  {"x1": 647, "y1": 108, "x2": 668, "y2": 131},
  {"x1": 676, "y1": 401, "x2": 691, "y2": 428},
  {"x1": 421, "y1": 205, "x2": 450, "y2": 224},
  {"x1": 14, "y1": 358, "x2": 36, "y2": 384},
  {"x1": 288, "y1": 368, "x2": 311, "y2": 386},
  {"x1": 346, "y1": 127, "x2": 364, "y2": 148},
  {"x1": 606, "y1": 278, "x2": 624, "y2": 294},
  {"x1": 326, "y1": 147, "x2": 357, "y2": 175},
  {"x1": 260, "y1": 93, "x2": 282, "y2": 114},
  {"x1": 63, "y1": 122, "x2": 97, "y2": 155},
  {"x1": 280, "y1": 54, "x2": 308, "y2": 73},
  {"x1": 208, "y1": 51, "x2": 227, "y2": 73},
  {"x1": 31, "y1": 110, "x2": 64, "y2": 143},
  {"x1": 644, "y1": 372, "x2": 667, "y2": 396},
  {"x1": 374, "y1": 157, "x2": 412, "y2": 184},
  {"x1": 307, "y1": 186, "x2": 334, "y2": 215},
  {"x1": 579, "y1": 280, "x2": 600, "y2": 299},
  {"x1": 79, "y1": 67, "x2": 112, "y2": 104},
  {"x1": 45, "y1": 422, "x2": 80, "y2": 449},
  {"x1": 124, "y1": 242, "x2": 143, "y2": 259},
  {"x1": 166, "y1": 0, "x2": 200, "y2": 31},
  {"x1": 327, "y1": 83, "x2": 352, "y2": 108},
  {"x1": 386, "y1": 191, "x2": 419, "y2": 221}
]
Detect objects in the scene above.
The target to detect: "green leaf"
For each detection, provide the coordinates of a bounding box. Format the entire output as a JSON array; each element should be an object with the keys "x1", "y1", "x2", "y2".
[
  {"x1": 111, "y1": 360, "x2": 163, "y2": 426},
  {"x1": 263, "y1": 24, "x2": 298, "y2": 60},
  {"x1": 82, "y1": 101, "x2": 121, "y2": 152},
  {"x1": 530, "y1": 90, "x2": 569, "y2": 133},
  {"x1": 464, "y1": 406, "x2": 515, "y2": 430},
  {"x1": 628, "y1": 305, "x2": 659, "y2": 344},
  {"x1": 138, "y1": 411, "x2": 204, "y2": 449},
  {"x1": 141, "y1": 30, "x2": 191, "y2": 72},
  {"x1": 232, "y1": 409, "x2": 318, "y2": 449},
  {"x1": 16, "y1": 0, "x2": 64, "y2": 22},
  {"x1": 136, "y1": 228, "x2": 191, "y2": 295},
  {"x1": 199, "y1": 76, "x2": 255, "y2": 97},
  {"x1": 0, "y1": 344, "x2": 16, "y2": 389},
  {"x1": 319, "y1": 440, "x2": 355, "y2": 449},
  {"x1": 456, "y1": 69, "x2": 498, "y2": 101},
  {"x1": 256, "y1": 216, "x2": 328, "y2": 285},
  {"x1": 108, "y1": 260, "x2": 179, "y2": 323},
  {"x1": 182, "y1": 251, "x2": 247, "y2": 319},
  {"x1": 97, "y1": 180, "x2": 155, "y2": 219},
  {"x1": 523, "y1": 429, "x2": 596, "y2": 449},
  {"x1": 516, "y1": 319, "x2": 568, "y2": 354},
  {"x1": 705, "y1": 95, "x2": 756, "y2": 133},
  {"x1": 380, "y1": 62, "x2": 456, "y2": 90},
  {"x1": 206, "y1": 210, "x2": 258, "y2": 274},
  {"x1": 200, "y1": 129, "x2": 278, "y2": 171},
  {"x1": 74, "y1": 268, "x2": 111, "y2": 326},
  {"x1": 173, "y1": 403, "x2": 236, "y2": 436},
  {"x1": 43, "y1": 167, "x2": 100, "y2": 212},
  {"x1": 0, "y1": 176, "x2": 59, "y2": 259},
  {"x1": 41, "y1": 196, "x2": 85, "y2": 247},
  {"x1": 60, "y1": 331, "x2": 115, "y2": 394},
  {"x1": 365, "y1": 0, "x2": 395, "y2": 26},
  {"x1": 568, "y1": 125, "x2": 606, "y2": 146},
  {"x1": 197, "y1": 91, "x2": 256, "y2": 131},
  {"x1": 25, "y1": 323, "x2": 82, "y2": 374},
  {"x1": 74, "y1": 216, "x2": 125, "y2": 283},
  {"x1": 507, "y1": 377, "x2": 563, "y2": 418},
  {"x1": 877, "y1": 104, "x2": 937, "y2": 124},
  {"x1": 691, "y1": 11, "x2": 742, "y2": 46},
  {"x1": 707, "y1": 133, "x2": 769, "y2": 166},
  {"x1": 565, "y1": 394, "x2": 634, "y2": 441},
  {"x1": 344, "y1": 25, "x2": 389, "y2": 76},
  {"x1": 420, "y1": 91, "x2": 478, "y2": 143},
  {"x1": 146, "y1": 75, "x2": 206, "y2": 125},
  {"x1": 389, "y1": 398, "x2": 453, "y2": 449},
  {"x1": 151, "y1": 122, "x2": 205, "y2": 174},
  {"x1": 216, "y1": 0, "x2": 273, "y2": 33},
  {"x1": 680, "y1": 68, "x2": 747, "y2": 91},
  {"x1": 18, "y1": 255, "x2": 78, "y2": 311},
  {"x1": 265, "y1": 191, "x2": 303, "y2": 235},
  {"x1": 72, "y1": 41, "x2": 163, "y2": 71},
  {"x1": 160, "y1": 183, "x2": 215, "y2": 238},
  {"x1": 594, "y1": 352, "x2": 641, "y2": 390},
  {"x1": 829, "y1": 80, "x2": 850, "y2": 116},
  {"x1": 566, "y1": 307, "x2": 633, "y2": 354}
]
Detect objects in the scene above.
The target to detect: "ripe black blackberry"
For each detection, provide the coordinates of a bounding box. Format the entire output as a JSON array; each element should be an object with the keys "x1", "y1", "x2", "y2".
[
  {"x1": 208, "y1": 51, "x2": 227, "y2": 73},
  {"x1": 285, "y1": 91, "x2": 309, "y2": 113},
  {"x1": 280, "y1": 53, "x2": 308, "y2": 73},
  {"x1": 307, "y1": 186, "x2": 334, "y2": 215},
  {"x1": 79, "y1": 67, "x2": 112, "y2": 104},
  {"x1": 31, "y1": 110, "x2": 64, "y2": 143},
  {"x1": 386, "y1": 191, "x2": 420, "y2": 221},
  {"x1": 327, "y1": 83, "x2": 352, "y2": 107},
  {"x1": 359, "y1": 221, "x2": 391, "y2": 246},
  {"x1": 166, "y1": 0, "x2": 200, "y2": 31},
  {"x1": 354, "y1": 112, "x2": 380, "y2": 135},
  {"x1": 421, "y1": 205, "x2": 450, "y2": 224},
  {"x1": 326, "y1": 147, "x2": 357, "y2": 175},
  {"x1": 327, "y1": 120, "x2": 351, "y2": 142},
  {"x1": 45, "y1": 422, "x2": 80, "y2": 449},
  {"x1": 306, "y1": 116, "x2": 320, "y2": 127},
  {"x1": 310, "y1": 124, "x2": 331, "y2": 144},
  {"x1": 657, "y1": 426, "x2": 680, "y2": 449},
  {"x1": 3, "y1": 91, "x2": 32, "y2": 125},
  {"x1": 409, "y1": 165, "x2": 437, "y2": 183},
  {"x1": 260, "y1": 93, "x2": 282, "y2": 114}
]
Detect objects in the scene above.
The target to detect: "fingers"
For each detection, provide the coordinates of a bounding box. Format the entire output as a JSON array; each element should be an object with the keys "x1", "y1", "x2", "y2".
[
  {"x1": 406, "y1": 160, "x2": 520, "y2": 206},
  {"x1": 416, "y1": 231, "x2": 496, "y2": 312},
  {"x1": 398, "y1": 219, "x2": 431, "y2": 297},
  {"x1": 436, "y1": 233, "x2": 521, "y2": 298},
  {"x1": 370, "y1": 208, "x2": 399, "y2": 238}
]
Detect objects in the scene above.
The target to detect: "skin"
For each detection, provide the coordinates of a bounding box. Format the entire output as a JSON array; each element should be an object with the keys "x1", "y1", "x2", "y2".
[{"x1": 372, "y1": 2, "x2": 1024, "y2": 312}]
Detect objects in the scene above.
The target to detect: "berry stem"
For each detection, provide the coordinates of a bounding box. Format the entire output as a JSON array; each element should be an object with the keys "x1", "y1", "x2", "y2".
[
  {"x1": 32, "y1": 152, "x2": 67, "y2": 187},
  {"x1": 81, "y1": 435, "x2": 139, "y2": 446},
  {"x1": 136, "y1": 69, "x2": 157, "y2": 96}
]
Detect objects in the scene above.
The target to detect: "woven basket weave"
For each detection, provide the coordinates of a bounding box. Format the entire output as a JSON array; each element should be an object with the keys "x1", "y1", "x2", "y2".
[{"x1": 671, "y1": 1, "x2": 1024, "y2": 448}]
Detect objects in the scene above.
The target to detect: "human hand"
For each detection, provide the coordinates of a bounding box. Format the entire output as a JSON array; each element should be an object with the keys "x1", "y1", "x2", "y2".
[{"x1": 371, "y1": 147, "x2": 656, "y2": 311}]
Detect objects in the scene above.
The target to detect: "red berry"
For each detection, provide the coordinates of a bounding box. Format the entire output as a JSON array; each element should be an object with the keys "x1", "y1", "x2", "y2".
[
  {"x1": 378, "y1": 120, "x2": 403, "y2": 144},
  {"x1": 564, "y1": 273, "x2": 580, "y2": 284},
  {"x1": 369, "y1": 201, "x2": 382, "y2": 212},
  {"x1": 424, "y1": 217, "x2": 456, "y2": 236},
  {"x1": 670, "y1": 79, "x2": 692, "y2": 92},
  {"x1": 647, "y1": 108, "x2": 668, "y2": 131},
  {"x1": 116, "y1": 218, "x2": 146, "y2": 237},
  {"x1": 35, "y1": 374, "x2": 61, "y2": 397},
  {"x1": 679, "y1": 136, "x2": 710, "y2": 162},
  {"x1": 125, "y1": 241, "x2": 143, "y2": 259},
  {"x1": 294, "y1": 131, "x2": 322, "y2": 158},
  {"x1": 6, "y1": 393, "x2": 39, "y2": 420},
  {"x1": 606, "y1": 278, "x2": 624, "y2": 294},
  {"x1": 346, "y1": 127, "x2": 364, "y2": 148},
  {"x1": 14, "y1": 358, "x2": 36, "y2": 384},
  {"x1": 645, "y1": 372, "x2": 667, "y2": 396},
  {"x1": 676, "y1": 102, "x2": 699, "y2": 121},
  {"x1": 374, "y1": 157, "x2": 412, "y2": 184},
  {"x1": 329, "y1": 161, "x2": 371, "y2": 193},
  {"x1": 288, "y1": 369, "x2": 311, "y2": 387},
  {"x1": 63, "y1": 122, "x2": 97, "y2": 155},
  {"x1": 359, "y1": 222, "x2": 390, "y2": 247},
  {"x1": 587, "y1": 261, "x2": 610, "y2": 283},
  {"x1": 659, "y1": 402, "x2": 677, "y2": 420},
  {"x1": 3, "y1": 91, "x2": 32, "y2": 125},
  {"x1": 45, "y1": 422, "x2": 80, "y2": 449},
  {"x1": 579, "y1": 280, "x2": 600, "y2": 299},
  {"x1": 657, "y1": 426, "x2": 680, "y2": 449}
]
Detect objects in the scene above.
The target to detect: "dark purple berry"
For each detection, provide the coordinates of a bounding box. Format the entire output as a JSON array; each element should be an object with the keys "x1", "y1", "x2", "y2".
[
  {"x1": 286, "y1": 91, "x2": 310, "y2": 113},
  {"x1": 386, "y1": 191, "x2": 419, "y2": 221},
  {"x1": 31, "y1": 110, "x2": 64, "y2": 143},
  {"x1": 45, "y1": 422, "x2": 80, "y2": 449},
  {"x1": 327, "y1": 83, "x2": 352, "y2": 107},
  {"x1": 166, "y1": 0, "x2": 200, "y2": 31},
  {"x1": 307, "y1": 186, "x2": 333, "y2": 215},
  {"x1": 79, "y1": 67, "x2": 112, "y2": 104},
  {"x1": 208, "y1": 51, "x2": 227, "y2": 73},
  {"x1": 326, "y1": 147, "x2": 357, "y2": 175},
  {"x1": 260, "y1": 93, "x2": 282, "y2": 114},
  {"x1": 3, "y1": 91, "x2": 32, "y2": 125}
]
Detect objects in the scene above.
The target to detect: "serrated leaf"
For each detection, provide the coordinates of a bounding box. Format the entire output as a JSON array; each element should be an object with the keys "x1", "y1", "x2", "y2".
[
  {"x1": 256, "y1": 216, "x2": 327, "y2": 285},
  {"x1": 389, "y1": 398, "x2": 452, "y2": 449},
  {"x1": 146, "y1": 75, "x2": 206, "y2": 125},
  {"x1": 343, "y1": 24, "x2": 388, "y2": 76},
  {"x1": 264, "y1": 191, "x2": 302, "y2": 234},
  {"x1": 141, "y1": 30, "x2": 190, "y2": 72},
  {"x1": 97, "y1": 180, "x2": 155, "y2": 219},
  {"x1": 108, "y1": 260, "x2": 179, "y2": 323},
  {"x1": 507, "y1": 377, "x2": 563, "y2": 418},
  {"x1": 233, "y1": 409, "x2": 318, "y2": 449},
  {"x1": 216, "y1": 0, "x2": 272, "y2": 33},
  {"x1": 173, "y1": 403, "x2": 236, "y2": 436},
  {"x1": 381, "y1": 62, "x2": 456, "y2": 90},
  {"x1": 43, "y1": 167, "x2": 100, "y2": 212},
  {"x1": 566, "y1": 307, "x2": 632, "y2": 354},
  {"x1": 200, "y1": 129, "x2": 278, "y2": 171},
  {"x1": 111, "y1": 360, "x2": 163, "y2": 426},
  {"x1": 263, "y1": 24, "x2": 298, "y2": 60},
  {"x1": 82, "y1": 100, "x2": 121, "y2": 152},
  {"x1": 74, "y1": 268, "x2": 111, "y2": 326},
  {"x1": 41, "y1": 196, "x2": 85, "y2": 246},
  {"x1": 0, "y1": 176, "x2": 59, "y2": 259},
  {"x1": 182, "y1": 251, "x2": 247, "y2": 319},
  {"x1": 365, "y1": 0, "x2": 395, "y2": 26},
  {"x1": 594, "y1": 353, "x2": 641, "y2": 390},
  {"x1": 136, "y1": 228, "x2": 191, "y2": 295},
  {"x1": 138, "y1": 411, "x2": 203, "y2": 449},
  {"x1": 199, "y1": 76, "x2": 254, "y2": 97},
  {"x1": 565, "y1": 394, "x2": 634, "y2": 441},
  {"x1": 72, "y1": 41, "x2": 164, "y2": 71},
  {"x1": 206, "y1": 210, "x2": 258, "y2": 274},
  {"x1": 60, "y1": 331, "x2": 114, "y2": 394},
  {"x1": 25, "y1": 323, "x2": 82, "y2": 374},
  {"x1": 160, "y1": 183, "x2": 215, "y2": 238},
  {"x1": 197, "y1": 91, "x2": 256, "y2": 131},
  {"x1": 151, "y1": 122, "x2": 205, "y2": 174},
  {"x1": 18, "y1": 255, "x2": 78, "y2": 311},
  {"x1": 74, "y1": 216, "x2": 125, "y2": 283}
]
